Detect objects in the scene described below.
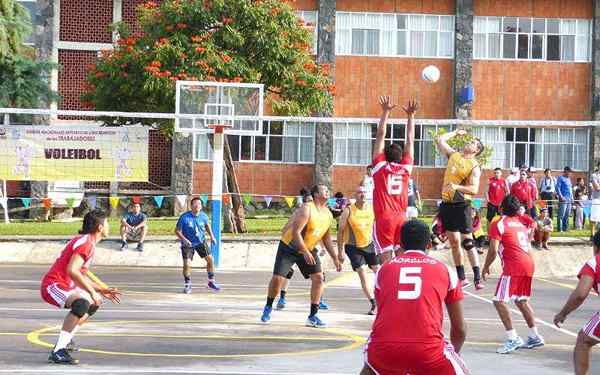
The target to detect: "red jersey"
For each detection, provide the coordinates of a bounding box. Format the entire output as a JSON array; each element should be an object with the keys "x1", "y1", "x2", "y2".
[
  {"x1": 578, "y1": 255, "x2": 600, "y2": 294},
  {"x1": 489, "y1": 216, "x2": 534, "y2": 276},
  {"x1": 487, "y1": 177, "x2": 507, "y2": 207},
  {"x1": 43, "y1": 235, "x2": 95, "y2": 287},
  {"x1": 372, "y1": 152, "x2": 413, "y2": 215},
  {"x1": 511, "y1": 180, "x2": 534, "y2": 209},
  {"x1": 370, "y1": 250, "x2": 463, "y2": 345}
]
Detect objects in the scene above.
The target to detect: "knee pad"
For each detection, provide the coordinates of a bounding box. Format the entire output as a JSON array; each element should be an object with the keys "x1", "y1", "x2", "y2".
[
  {"x1": 285, "y1": 268, "x2": 294, "y2": 280},
  {"x1": 462, "y1": 238, "x2": 475, "y2": 251},
  {"x1": 87, "y1": 304, "x2": 99, "y2": 317},
  {"x1": 70, "y1": 298, "x2": 90, "y2": 318}
]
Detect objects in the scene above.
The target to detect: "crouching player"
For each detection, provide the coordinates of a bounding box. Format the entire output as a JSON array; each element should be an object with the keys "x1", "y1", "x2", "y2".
[
  {"x1": 361, "y1": 220, "x2": 469, "y2": 375},
  {"x1": 40, "y1": 209, "x2": 121, "y2": 364}
]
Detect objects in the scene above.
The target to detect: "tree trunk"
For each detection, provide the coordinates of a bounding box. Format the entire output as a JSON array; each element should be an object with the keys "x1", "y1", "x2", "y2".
[{"x1": 223, "y1": 136, "x2": 247, "y2": 233}]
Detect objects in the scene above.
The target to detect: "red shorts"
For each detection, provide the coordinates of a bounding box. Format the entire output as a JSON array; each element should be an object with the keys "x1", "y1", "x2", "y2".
[
  {"x1": 373, "y1": 213, "x2": 406, "y2": 255},
  {"x1": 582, "y1": 312, "x2": 600, "y2": 341},
  {"x1": 493, "y1": 275, "x2": 532, "y2": 303},
  {"x1": 40, "y1": 280, "x2": 91, "y2": 308},
  {"x1": 364, "y1": 340, "x2": 469, "y2": 375}
]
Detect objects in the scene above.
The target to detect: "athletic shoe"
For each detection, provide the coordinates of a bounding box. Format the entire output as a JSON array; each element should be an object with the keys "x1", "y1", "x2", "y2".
[
  {"x1": 66, "y1": 340, "x2": 79, "y2": 352},
  {"x1": 496, "y1": 337, "x2": 525, "y2": 354},
  {"x1": 261, "y1": 305, "x2": 272, "y2": 323},
  {"x1": 119, "y1": 241, "x2": 128, "y2": 251},
  {"x1": 474, "y1": 281, "x2": 485, "y2": 291},
  {"x1": 136, "y1": 243, "x2": 144, "y2": 252},
  {"x1": 461, "y1": 280, "x2": 471, "y2": 289},
  {"x1": 183, "y1": 284, "x2": 192, "y2": 294},
  {"x1": 542, "y1": 243, "x2": 550, "y2": 251},
  {"x1": 367, "y1": 305, "x2": 376, "y2": 316},
  {"x1": 276, "y1": 297, "x2": 286, "y2": 310},
  {"x1": 207, "y1": 281, "x2": 221, "y2": 292},
  {"x1": 306, "y1": 315, "x2": 327, "y2": 328},
  {"x1": 319, "y1": 298, "x2": 329, "y2": 310},
  {"x1": 48, "y1": 348, "x2": 79, "y2": 364},
  {"x1": 523, "y1": 335, "x2": 545, "y2": 349}
]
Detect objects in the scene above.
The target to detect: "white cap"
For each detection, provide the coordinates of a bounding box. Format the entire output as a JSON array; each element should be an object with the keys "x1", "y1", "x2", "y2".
[
  {"x1": 529, "y1": 167, "x2": 537, "y2": 173},
  {"x1": 511, "y1": 167, "x2": 519, "y2": 173}
]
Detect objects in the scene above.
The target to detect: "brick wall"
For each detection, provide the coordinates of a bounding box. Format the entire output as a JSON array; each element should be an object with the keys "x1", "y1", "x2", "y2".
[
  {"x1": 59, "y1": 0, "x2": 113, "y2": 43},
  {"x1": 58, "y1": 50, "x2": 98, "y2": 111},
  {"x1": 122, "y1": 0, "x2": 151, "y2": 35},
  {"x1": 292, "y1": 0, "x2": 318, "y2": 10},
  {"x1": 337, "y1": 0, "x2": 454, "y2": 13},
  {"x1": 474, "y1": 0, "x2": 592, "y2": 18}
]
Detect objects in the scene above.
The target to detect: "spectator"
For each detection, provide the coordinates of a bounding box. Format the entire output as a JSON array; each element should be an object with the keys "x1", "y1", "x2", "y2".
[
  {"x1": 534, "y1": 208, "x2": 553, "y2": 250},
  {"x1": 431, "y1": 212, "x2": 448, "y2": 251},
  {"x1": 556, "y1": 166, "x2": 574, "y2": 232},
  {"x1": 472, "y1": 209, "x2": 486, "y2": 255},
  {"x1": 331, "y1": 192, "x2": 349, "y2": 219},
  {"x1": 406, "y1": 178, "x2": 421, "y2": 219},
  {"x1": 573, "y1": 177, "x2": 588, "y2": 230},
  {"x1": 119, "y1": 202, "x2": 148, "y2": 252},
  {"x1": 487, "y1": 167, "x2": 508, "y2": 225},
  {"x1": 361, "y1": 166, "x2": 374, "y2": 203},
  {"x1": 511, "y1": 169, "x2": 536, "y2": 218},
  {"x1": 539, "y1": 168, "x2": 556, "y2": 218},
  {"x1": 505, "y1": 167, "x2": 520, "y2": 191},
  {"x1": 589, "y1": 163, "x2": 600, "y2": 240},
  {"x1": 527, "y1": 167, "x2": 540, "y2": 218}
]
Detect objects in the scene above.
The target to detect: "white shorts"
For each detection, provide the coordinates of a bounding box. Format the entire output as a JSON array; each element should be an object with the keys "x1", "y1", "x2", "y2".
[
  {"x1": 591, "y1": 199, "x2": 600, "y2": 222},
  {"x1": 406, "y1": 207, "x2": 419, "y2": 219},
  {"x1": 583, "y1": 312, "x2": 600, "y2": 341},
  {"x1": 41, "y1": 282, "x2": 92, "y2": 308}
]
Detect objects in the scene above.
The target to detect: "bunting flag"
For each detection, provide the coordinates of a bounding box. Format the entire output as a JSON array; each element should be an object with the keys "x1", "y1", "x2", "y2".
[
  {"x1": 65, "y1": 197, "x2": 76, "y2": 208},
  {"x1": 296, "y1": 196, "x2": 303, "y2": 206},
  {"x1": 87, "y1": 195, "x2": 97, "y2": 209},
  {"x1": 472, "y1": 198, "x2": 481, "y2": 209},
  {"x1": 327, "y1": 198, "x2": 336, "y2": 208},
  {"x1": 200, "y1": 194, "x2": 208, "y2": 205},
  {"x1": 21, "y1": 197, "x2": 31, "y2": 208},
  {"x1": 264, "y1": 196, "x2": 272, "y2": 207},
  {"x1": 109, "y1": 196, "x2": 120, "y2": 209},
  {"x1": 223, "y1": 194, "x2": 231, "y2": 205},
  {"x1": 176, "y1": 195, "x2": 187, "y2": 207},
  {"x1": 132, "y1": 196, "x2": 141, "y2": 204},
  {"x1": 0, "y1": 197, "x2": 7, "y2": 210},
  {"x1": 243, "y1": 193, "x2": 252, "y2": 206},
  {"x1": 284, "y1": 196, "x2": 295, "y2": 208},
  {"x1": 42, "y1": 198, "x2": 52, "y2": 209},
  {"x1": 153, "y1": 195, "x2": 164, "y2": 208}
]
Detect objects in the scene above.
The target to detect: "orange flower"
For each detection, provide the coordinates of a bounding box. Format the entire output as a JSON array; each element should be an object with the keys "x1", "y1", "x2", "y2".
[
  {"x1": 191, "y1": 35, "x2": 202, "y2": 43},
  {"x1": 176, "y1": 23, "x2": 187, "y2": 29},
  {"x1": 150, "y1": 60, "x2": 161, "y2": 68},
  {"x1": 233, "y1": 76, "x2": 242, "y2": 82},
  {"x1": 222, "y1": 55, "x2": 232, "y2": 63},
  {"x1": 165, "y1": 25, "x2": 174, "y2": 32},
  {"x1": 95, "y1": 71, "x2": 107, "y2": 79},
  {"x1": 222, "y1": 17, "x2": 233, "y2": 25},
  {"x1": 144, "y1": 1, "x2": 158, "y2": 9},
  {"x1": 296, "y1": 79, "x2": 306, "y2": 86},
  {"x1": 195, "y1": 47, "x2": 206, "y2": 53}
]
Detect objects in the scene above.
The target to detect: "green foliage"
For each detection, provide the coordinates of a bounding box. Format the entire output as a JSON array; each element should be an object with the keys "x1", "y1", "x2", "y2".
[
  {"x1": 429, "y1": 127, "x2": 493, "y2": 167},
  {"x1": 0, "y1": 0, "x2": 32, "y2": 58},
  {"x1": 83, "y1": 0, "x2": 334, "y2": 132},
  {"x1": 0, "y1": 55, "x2": 60, "y2": 107}
]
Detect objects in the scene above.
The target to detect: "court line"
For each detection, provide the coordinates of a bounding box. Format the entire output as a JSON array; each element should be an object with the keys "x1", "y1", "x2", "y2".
[
  {"x1": 536, "y1": 277, "x2": 577, "y2": 291},
  {"x1": 0, "y1": 370, "x2": 353, "y2": 374},
  {"x1": 464, "y1": 290, "x2": 578, "y2": 338},
  {"x1": 33, "y1": 333, "x2": 351, "y2": 341}
]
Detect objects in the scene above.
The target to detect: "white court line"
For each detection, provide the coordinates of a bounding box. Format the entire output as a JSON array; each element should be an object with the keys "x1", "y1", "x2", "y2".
[
  {"x1": 463, "y1": 290, "x2": 578, "y2": 338},
  {"x1": 0, "y1": 370, "x2": 353, "y2": 374}
]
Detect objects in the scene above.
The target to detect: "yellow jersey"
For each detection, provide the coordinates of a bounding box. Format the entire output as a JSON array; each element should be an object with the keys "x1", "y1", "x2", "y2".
[
  {"x1": 344, "y1": 203, "x2": 374, "y2": 248},
  {"x1": 281, "y1": 202, "x2": 333, "y2": 252},
  {"x1": 442, "y1": 152, "x2": 479, "y2": 203}
]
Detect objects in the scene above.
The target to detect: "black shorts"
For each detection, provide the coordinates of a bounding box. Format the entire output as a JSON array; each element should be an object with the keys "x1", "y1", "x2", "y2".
[
  {"x1": 486, "y1": 203, "x2": 500, "y2": 222},
  {"x1": 273, "y1": 241, "x2": 321, "y2": 279},
  {"x1": 439, "y1": 202, "x2": 473, "y2": 234},
  {"x1": 181, "y1": 243, "x2": 210, "y2": 260},
  {"x1": 345, "y1": 244, "x2": 379, "y2": 271}
]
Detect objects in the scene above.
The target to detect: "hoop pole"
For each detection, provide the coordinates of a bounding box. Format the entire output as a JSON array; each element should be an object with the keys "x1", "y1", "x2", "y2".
[
  {"x1": 1, "y1": 180, "x2": 8, "y2": 224},
  {"x1": 210, "y1": 127, "x2": 226, "y2": 267}
]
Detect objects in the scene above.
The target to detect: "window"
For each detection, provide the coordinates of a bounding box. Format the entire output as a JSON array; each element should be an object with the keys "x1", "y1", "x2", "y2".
[
  {"x1": 18, "y1": 0, "x2": 37, "y2": 45},
  {"x1": 474, "y1": 16, "x2": 591, "y2": 62},
  {"x1": 193, "y1": 121, "x2": 315, "y2": 163},
  {"x1": 336, "y1": 12, "x2": 454, "y2": 58},
  {"x1": 296, "y1": 11, "x2": 318, "y2": 54}
]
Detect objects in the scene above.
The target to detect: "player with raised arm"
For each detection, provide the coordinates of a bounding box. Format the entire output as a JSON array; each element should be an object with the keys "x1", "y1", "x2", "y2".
[
  {"x1": 40, "y1": 209, "x2": 121, "y2": 365},
  {"x1": 554, "y1": 230, "x2": 600, "y2": 374},
  {"x1": 436, "y1": 129, "x2": 484, "y2": 289},
  {"x1": 261, "y1": 184, "x2": 342, "y2": 327},
  {"x1": 361, "y1": 220, "x2": 468, "y2": 375},
  {"x1": 482, "y1": 195, "x2": 544, "y2": 354},
  {"x1": 372, "y1": 96, "x2": 418, "y2": 263}
]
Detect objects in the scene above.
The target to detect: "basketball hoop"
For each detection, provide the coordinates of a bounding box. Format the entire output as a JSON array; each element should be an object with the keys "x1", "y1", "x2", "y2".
[{"x1": 207, "y1": 123, "x2": 234, "y2": 134}]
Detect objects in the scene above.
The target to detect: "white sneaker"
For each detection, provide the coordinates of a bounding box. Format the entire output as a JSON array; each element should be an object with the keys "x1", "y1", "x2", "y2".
[{"x1": 496, "y1": 336, "x2": 525, "y2": 354}]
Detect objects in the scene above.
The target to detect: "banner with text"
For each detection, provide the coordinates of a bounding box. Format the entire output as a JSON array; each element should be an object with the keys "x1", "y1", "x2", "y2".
[{"x1": 0, "y1": 125, "x2": 148, "y2": 181}]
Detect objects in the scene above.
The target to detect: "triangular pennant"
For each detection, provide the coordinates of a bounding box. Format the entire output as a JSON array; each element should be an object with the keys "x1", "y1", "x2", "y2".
[
  {"x1": 0, "y1": 197, "x2": 7, "y2": 210},
  {"x1": 536, "y1": 200, "x2": 547, "y2": 209},
  {"x1": 243, "y1": 194, "x2": 252, "y2": 205},
  {"x1": 296, "y1": 196, "x2": 303, "y2": 206},
  {"x1": 200, "y1": 194, "x2": 208, "y2": 205},
  {"x1": 223, "y1": 194, "x2": 231, "y2": 205},
  {"x1": 284, "y1": 196, "x2": 295, "y2": 208},
  {"x1": 21, "y1": 197, "x2": 31, "y2": 208},
  {"x1": 109, "y1": 196, "x2": 120, "y2": 209},
  {"x1": 264, "y1": 196, "x2": 272, "y2": 208},
  {"x1": 153, "y1": 195, "x2": 164, "y2": 208},
  {"x1": 327, "y1": 198, "x2": 336, "y2": 208},
  {"x1": 87, "y1": 195, "x2": 97, "y2": 209},
  {"x1": 132, "y1": 196, "x2": 141, "y2": 204},
  {"x1": 65, "y1": 197, "x2": 76, "y2": 208},
  {"x1": 42, "y1": 197, "x2": 52, "y2": 209},
  {"x1": 176, "y1": 195, "x2": 187, "y2": 207}
]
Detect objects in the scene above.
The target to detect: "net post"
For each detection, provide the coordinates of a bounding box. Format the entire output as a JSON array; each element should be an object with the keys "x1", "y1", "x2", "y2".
[{"x1": 209, "y1": 125, "x2": 229, "y2": 268}]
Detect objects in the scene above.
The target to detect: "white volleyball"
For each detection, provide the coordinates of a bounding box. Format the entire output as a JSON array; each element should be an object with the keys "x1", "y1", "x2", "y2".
[{"x1": 422, "y1": 65, "x2": 440, "y2": 83}]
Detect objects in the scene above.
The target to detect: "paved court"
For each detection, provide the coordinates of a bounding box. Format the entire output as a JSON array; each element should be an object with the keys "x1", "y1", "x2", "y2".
[{"x1": 0, "y1": 264, "x2": 599, "y2": 374}]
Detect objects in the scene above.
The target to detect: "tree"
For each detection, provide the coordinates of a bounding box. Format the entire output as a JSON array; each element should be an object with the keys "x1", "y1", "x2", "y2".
[{"x1": 83, "y1": 0, "x2": 334, "y2": 232}]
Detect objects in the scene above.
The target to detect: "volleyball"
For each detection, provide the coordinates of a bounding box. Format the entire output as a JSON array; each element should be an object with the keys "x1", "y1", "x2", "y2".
[{"x1": 422, "y1": 65, "x2": 440, "y2": 83}]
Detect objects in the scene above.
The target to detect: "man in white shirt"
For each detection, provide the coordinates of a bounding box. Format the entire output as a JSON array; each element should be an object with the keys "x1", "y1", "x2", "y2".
[
  {"x1": 590, "y1": 163, "x2": 600, "y2": 240},
  {"x1": 362, "y1": 165, "x2": 374, "y2": 204},
  {"x1": 506, "y1": 167, "x2": 519, "y2": 191}
]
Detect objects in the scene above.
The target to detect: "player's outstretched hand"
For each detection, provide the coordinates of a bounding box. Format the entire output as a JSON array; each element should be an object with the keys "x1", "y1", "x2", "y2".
[
  {"x1": 101, "y1": 287, "x2": 122, "y2": 304},
  {"x1": 481, "y1": 266, "x2": 490, "y2": 282},
  {"x1": 402, "y1": 100, "x2": 419, "y2": 116},
  {"x1": 553, "y1": 312, "x2": 566, "y2": 328},
  {"x1": 303, "y1": 251, "x2": 316, "y2": 266},
  {"x1": 378, "y1": 96, "x2": 396, "y2": 112}
]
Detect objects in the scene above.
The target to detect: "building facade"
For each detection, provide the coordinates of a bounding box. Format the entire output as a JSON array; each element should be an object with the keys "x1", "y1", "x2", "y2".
[{"x1": 10, "y1": 0, "x2": 596, "y2": 199}]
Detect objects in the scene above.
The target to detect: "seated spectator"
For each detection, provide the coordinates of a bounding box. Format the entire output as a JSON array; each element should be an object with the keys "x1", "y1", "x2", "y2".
[
  {"x1": 472, "y1": 209, "x2": 486, "y2": 255},
  {"x1": 331, "y1": 192, "x2": 349, "y2": 219},
  {"x1": 534, "y1": 208, "x2": 553, "y2": 250},
  {"x1": 120, "y1": 202, "x2": 148, "y2": 251},
  {"x1": 431, "y1": 213, "x2": 448, "y2": 251}
]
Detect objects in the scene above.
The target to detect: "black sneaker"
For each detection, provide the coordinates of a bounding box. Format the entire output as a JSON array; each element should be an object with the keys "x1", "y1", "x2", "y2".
[
  {"x1": 48, "y1": 348, "x2": 79, "y2": 364},
  {"x1": 368, "y1": 305, "x2": 376, "y2": 315},
  {"x1": 120, "y1": 241, "x2": 128, "y2": 251},
  {"x1": 66, "y1": 340, "x2": 79, "y2": 352},
  {"x1": 136, "y1": 242, "x2": 144, "y2": 252}
]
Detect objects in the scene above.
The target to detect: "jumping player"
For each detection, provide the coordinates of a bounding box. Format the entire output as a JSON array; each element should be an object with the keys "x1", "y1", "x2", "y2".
[
  {"x1": 437, "y1": 129, "x2": 484, "y2": 289},
  {"x1": 361, "y1": 220, "x2": 468, "y2": 375},
  {"x1": 337, "y1": 185, "x2": 378, "y2": 315},
  {"x1": 482, "y1": 195, "x2": 544, "y2": 354},
  {"x1": 372, "y1": 96, "x2": 418, "y2": 263},
  {"x1": 554, "y1": 230, "x2": 600, "y2": 374},
  {"x1": 261, "y1": 184, "x2": 342, "y2": 327},
  {"x1": 40, "y1": 209, "x2": 121, "y2": 364}
]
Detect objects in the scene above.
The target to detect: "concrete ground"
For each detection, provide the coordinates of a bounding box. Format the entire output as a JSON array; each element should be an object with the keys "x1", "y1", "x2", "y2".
[{"x1": 0, "y1": 264, "x2": 599, "y2": 374}]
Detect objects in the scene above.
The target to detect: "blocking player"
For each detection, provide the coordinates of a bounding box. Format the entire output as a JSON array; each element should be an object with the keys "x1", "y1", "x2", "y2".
[
  {"x1": 482, "y1": 195, "x2": 544, "y2": 354},
  {"x1": 261, "y1": 184, "x2": 342, "y2": 328},
  {"x1": 554, "y1": 230, "x2": 600, "y2": 375},
  {"x1": 361, "y1": 220, "x2": 468, "y2": 375},
  {"x1": 40, "y1": 209, "x2": 121, "y2": 364},
  {"x1": 175, "y1": 197, "x2": 219, "y2": 294},
  {"x1": 437, "y1": 129, "x2": 484, "y2": 289},
  {"x1": 337, "y1": 185, "x2": 378, "y2": 315},
  {"x1": 372, "y1": 96, "x2": 418, "y2": 263}
]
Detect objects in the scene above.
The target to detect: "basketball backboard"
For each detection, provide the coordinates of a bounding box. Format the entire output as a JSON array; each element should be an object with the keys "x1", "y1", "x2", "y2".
[{"x1": 175, "y1": 81, "x2": 264, "y2": 135}]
